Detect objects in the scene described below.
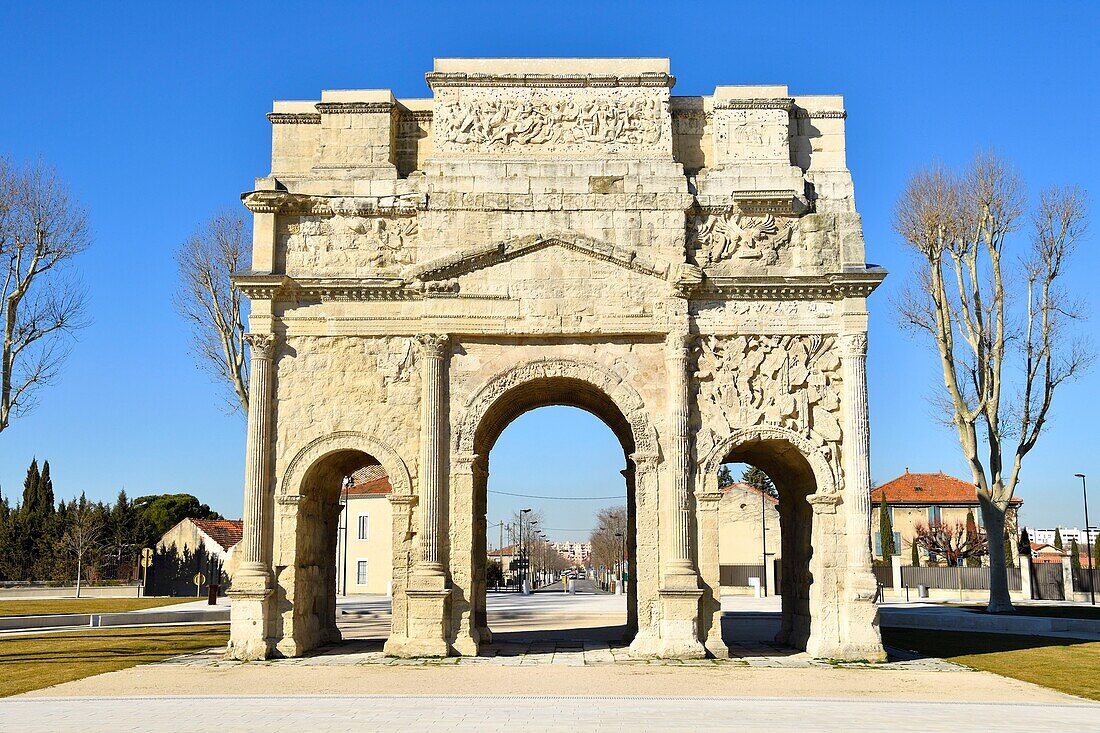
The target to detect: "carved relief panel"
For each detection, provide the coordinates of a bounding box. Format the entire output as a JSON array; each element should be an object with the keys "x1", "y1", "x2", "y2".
[
  {"x1": 280, "y1": 198, "x2": 421, "y2": 276},
  {"x1": 432, "y1": 88, "x2": 672, "y2": 157},
  {"x1": 686, "y1": 212, "x2": 840, "y2": 276},
  {"x1": 712, "y1": 105, "x2": 790, "y2": 165},
  {"x1": 694, "y1": 334, "x2": 844, "y2": 469}
]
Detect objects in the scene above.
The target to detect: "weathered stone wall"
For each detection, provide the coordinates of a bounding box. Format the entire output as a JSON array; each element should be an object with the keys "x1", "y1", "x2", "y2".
[{"x1": 229, "y1": 57, "x2": 886, "y2": 663}]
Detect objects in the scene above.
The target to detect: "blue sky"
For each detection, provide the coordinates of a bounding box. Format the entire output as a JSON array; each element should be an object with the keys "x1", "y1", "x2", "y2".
[{"x1": 0, "y1": 2, "x2": 1096, "y2": 539}]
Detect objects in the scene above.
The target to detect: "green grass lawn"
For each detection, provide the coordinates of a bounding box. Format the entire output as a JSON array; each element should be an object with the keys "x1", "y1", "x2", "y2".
[
  {"x1": 0, "y1": 624, "x2": 229, "y2": 697},
  {"x1": 0, "y1": 597, "x2": 196, "y2": 617},
  {"x1": 951, "y1": 603, "x2": 1100, "y2": 621},
  {"x1": 883, "y1": 628, "x2": 1100, "y2": 701}
]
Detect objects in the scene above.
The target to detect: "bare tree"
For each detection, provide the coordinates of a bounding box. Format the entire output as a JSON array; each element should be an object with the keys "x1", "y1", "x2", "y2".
[
  {"x1": 0, "y1": 158, "x2": 90, "y2": 433},
  {"x1": 62, "y1": 494, "x2": 104, "y2": 598},
  {"x1": 589, "y1": 505, "x2": 627, "y2": 582},
  {"x1": 895, "y1": 151, "x2": 1091, "y2": 612},
  {"x1": 912, "y1": 519, "x2": 987, "y2": 567},
  {"x1": 174, "y1": 211, "x2": 249, "y2": 413}
]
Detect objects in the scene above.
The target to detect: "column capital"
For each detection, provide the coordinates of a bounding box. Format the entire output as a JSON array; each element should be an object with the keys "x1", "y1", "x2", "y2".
[
  {"x1": 839, "y1": 332, "x2": 868, "y2": 357},
  {"x1": 417, "y1": 333, "x2": 450, "y2": 359},
  {"x1": 245, "y1": 333, "x2": 277, "y2": 360}
]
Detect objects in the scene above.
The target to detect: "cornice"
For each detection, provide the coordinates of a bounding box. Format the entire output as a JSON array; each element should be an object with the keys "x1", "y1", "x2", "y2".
[
  {"x1": 240, "y1": 190, "x2": 426, "y2": 216},
  {"x1": 712, "y1": 98, "x2": 794, "y2": 111},
  {"x1": 694, "y1": 191, "x2": 808, "y2": 216},
  {"x1": 267, "y1": 112, "x2": 321, "y2": 125},
  {"x1": 794, "y1": 109, "x2": 847, "y2": 120},
  {"x1": 425, "y1": 71, "x2": 675, "y2": 90},
  {"x1": 699, "y1": 268, "x2": 887, "y2": 301},
  {"x1": 315, "y1": 101, "x2": 396, "y2": 114}
]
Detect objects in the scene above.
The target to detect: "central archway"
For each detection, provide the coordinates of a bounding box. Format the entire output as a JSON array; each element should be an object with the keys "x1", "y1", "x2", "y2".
[{"x1": 451, "y1": 358, "x2": 660, "y2": 654}]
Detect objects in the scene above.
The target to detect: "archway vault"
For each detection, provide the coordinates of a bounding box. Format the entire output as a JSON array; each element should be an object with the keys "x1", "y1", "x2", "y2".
[
  {"x1": 280, "y1": 430, "x2": 413, "y2": 498},
  {"x1": 449, "y1": 357, "x2": 659, "y2": 655}
]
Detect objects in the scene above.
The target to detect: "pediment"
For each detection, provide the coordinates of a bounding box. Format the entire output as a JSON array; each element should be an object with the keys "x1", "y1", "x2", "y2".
[{"x1": 407, "y1": 232, "x2": 673, "y2": 284}]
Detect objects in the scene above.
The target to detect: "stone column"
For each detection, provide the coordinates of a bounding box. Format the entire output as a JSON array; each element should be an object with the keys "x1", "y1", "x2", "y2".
[
  {"x1": 840, "y1": 332, "x2": 873, "y2": 574},
  {"x1": 835, "y1": 331, "x2": 886, "y2": 661},
  {"x1": 415, "y1": 333, "x2": 449, "y2": 578},
  {"x1": 395, "y1": 333, "x2": 451, "y2": 657},
  {"x1": 227, "y1": 332, "x2": 276, "y2": 661},
  {"x1": 665, "y1": 329, "x2": 696, "y2": 579},
  {"x1": 656, "y1": 327, "x2": 705, "y2": 658}
]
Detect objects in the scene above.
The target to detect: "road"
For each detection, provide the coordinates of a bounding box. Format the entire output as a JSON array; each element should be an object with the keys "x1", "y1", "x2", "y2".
[{"x1": 2, "y1": 695, "x2": 1097, "y2": 732}]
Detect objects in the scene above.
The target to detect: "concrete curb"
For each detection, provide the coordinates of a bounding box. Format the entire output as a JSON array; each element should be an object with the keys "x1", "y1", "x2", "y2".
[{"x1": 0, "y1": 607, "x2": 230, "y2": 632}]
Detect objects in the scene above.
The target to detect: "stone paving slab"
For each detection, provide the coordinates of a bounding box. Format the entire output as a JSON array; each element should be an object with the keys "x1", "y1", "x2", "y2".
[
  {"x1": 156, "y1": 640, "x2": 966, "y2": 672},
  {"x1": 2, "y1": 694, "x2": 1097, "y2": 732}
]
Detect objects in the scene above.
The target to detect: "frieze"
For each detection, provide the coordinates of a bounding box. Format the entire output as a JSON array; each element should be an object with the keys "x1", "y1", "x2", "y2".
[
  {"x1": 436, "y1": 91, "x2": 665, "y2": 151},
  {"x1": 696, "y1": 334, "x2": 844, "y2": 470}
]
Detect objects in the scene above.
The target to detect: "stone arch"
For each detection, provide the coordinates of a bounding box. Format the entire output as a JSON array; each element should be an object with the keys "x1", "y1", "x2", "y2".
[
  {"x1": 449, "y1": 356, "x2": 660, "y2": 653},
  {"x1": 454, "y1": 357, "x2": 659, "y2": 460},
  {"x1": 280, "y1": 430, "x2": 413, "y2": 498},
  {"x1": 273, "y1": 430, "x2": 412, "y2": 657},
  {"x1": 695, "y1": 424, "x2": 839, "y2": 656},
  {"x1": 699, "y1": 425, "x2": 839, "y2": 496}
]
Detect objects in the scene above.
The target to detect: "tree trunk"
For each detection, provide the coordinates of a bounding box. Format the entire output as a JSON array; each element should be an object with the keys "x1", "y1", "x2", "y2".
[
  {"x1": 75, "y1": 555, "x2": 82, "y2": 599},
  {"x1": 979, "y1": 497, "x2": 1014, "y2": 613}
]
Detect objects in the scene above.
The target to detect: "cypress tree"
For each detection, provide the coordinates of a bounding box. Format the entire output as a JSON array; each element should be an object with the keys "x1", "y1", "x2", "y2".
[
  {"x1": 910, "y1": 539, "x2": 920, "y2": 566},
  {"x1": 22, "y1": 459, "x2": 41, "y2": 514},
  {"x1": 1071, "y1": 539, "x2": 1081, "y2": 569},
  {"x1": 38, "y1": 461, "x2": 55, "y2": 515},
  {"x1": 1053, "y1": 528, "x2": 1063, "y2": 551},
  {"x1": 878, "y1": 493, "x2": 895, "y2": 560}
]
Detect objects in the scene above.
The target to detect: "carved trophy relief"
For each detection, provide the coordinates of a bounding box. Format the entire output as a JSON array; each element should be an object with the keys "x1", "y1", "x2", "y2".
[
  {"x1": 695, "y1": 334, "x2": 843, "y2": 468},
  {"x1": 376, "y1": 337, "x2": 416, "y2": 389},
  {"x1": 688, "y1": 212, "x2": 793, "y2": 267},
  {"x1": 283, "y1": 213, "x2": 419, "y2": 274},
  {"x1": 687, "y1": 212, "x2": 840, "y2": 275},
  {"x1": 437, "y1": 92, "x2": 664, "y2": 151}
]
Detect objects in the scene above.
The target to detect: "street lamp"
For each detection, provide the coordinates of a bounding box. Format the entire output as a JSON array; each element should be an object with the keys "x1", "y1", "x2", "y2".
[
  {"x1": 1076, "y1": 473, "x2": 1094, "y2": 606},
  {"x1": 614, "y1": 531, "x2": 624, "y2": 594}
]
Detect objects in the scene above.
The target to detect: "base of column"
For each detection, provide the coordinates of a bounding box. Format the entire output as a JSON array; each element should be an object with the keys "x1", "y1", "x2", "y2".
[
  {"x1": 704, "y1": 636, "x2": 730, "y2": 659},
  {"x1": 386, "y1": 587, "x2": 451, "y2": 658},
  {"x1": 226, "y1": 587, "x2": 272, "y2": 661},
  {"x1": 656, "y1": 587, "x2": 706, "y2": 658}
]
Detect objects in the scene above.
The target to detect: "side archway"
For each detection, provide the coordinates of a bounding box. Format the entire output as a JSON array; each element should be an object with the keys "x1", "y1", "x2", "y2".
[
  {"x1": 272, "y1": 431, "x2": 413, "y2": 657},
  {"x1": 696, "y1": 425, "x2": 841, "y2": 656}
]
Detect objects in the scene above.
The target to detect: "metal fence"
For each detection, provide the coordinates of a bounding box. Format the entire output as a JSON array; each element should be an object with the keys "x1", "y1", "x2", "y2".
[
  {"x1": 1072, "y1": 567, "x2": 1100, "y2": 592},
  {"x1": 719, "y1": 564, "x2": 765, "y2": 587},
  {"x1": 872, "y1": 565, "x2": 893, "y2": 588},
  {"x1": 900, "y1": 565, "x2": 1022, "y2": 591}
]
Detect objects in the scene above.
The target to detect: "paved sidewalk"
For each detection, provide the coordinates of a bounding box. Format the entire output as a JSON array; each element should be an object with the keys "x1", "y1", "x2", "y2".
[{"x1": 2, "y1": 694, "x2": 1097, "y2": 732}]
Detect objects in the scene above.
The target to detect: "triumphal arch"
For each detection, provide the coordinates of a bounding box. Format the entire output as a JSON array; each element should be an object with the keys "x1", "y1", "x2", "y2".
[{"x1": 227, "y1": 58, "x2": 887, "y2": 662}]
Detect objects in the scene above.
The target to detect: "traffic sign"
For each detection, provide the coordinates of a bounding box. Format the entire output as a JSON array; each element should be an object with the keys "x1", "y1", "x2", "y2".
[
  {"x1": 193, "y1": 572, "x2": 206, "y2": 597},
  {"x1": 140, "y1": 547, "x2": 154, "y2": 568}
]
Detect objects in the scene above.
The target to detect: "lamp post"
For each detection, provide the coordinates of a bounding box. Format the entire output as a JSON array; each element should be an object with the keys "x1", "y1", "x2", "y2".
[
  {"x1": 520, "y1": 509, "x2": 532, "y2": 593},
  {"x1": 614, "y1": 531, "x2": 624, "y2": 595},
  {"x1": 1077, "y1": 473, "x2": 1094, "y2": 606},
  {"x1": 761, "y1": 488, "x2": 768, "y2": 597},
  {"x1": 340, "y1": 475, "x2": 351, "y2": 597}
]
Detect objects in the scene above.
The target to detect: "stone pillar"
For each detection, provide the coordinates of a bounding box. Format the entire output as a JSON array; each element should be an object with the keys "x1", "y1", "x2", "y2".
[
  {"x1": 835, "y1": 331, "x2": 885, "y2": 661},
  {"x1": 656, "y1": 328, "x2": 705, "y2": 658},
  {"x1": 694, "y1": 489, "x2": 728, "y2": 659},
  {"x1": 397, "y1": 333, "x2": 451, "y2": 657},
  {"x1": 1061, "y1": 556, "x2": 1075, "y2": 601},
  {"x1": 227, "y1": 332, "x2": 276, "y2": 661},
  {"x1": 1020, "y1": 556, "x2": 1034, "y2": 600}
]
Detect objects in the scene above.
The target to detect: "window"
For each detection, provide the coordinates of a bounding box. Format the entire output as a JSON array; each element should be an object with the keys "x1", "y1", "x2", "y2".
[
  {"x1": 358, "y1": 513, "x2": 370, "y2": 541},
  {"x1": 893, "y1": 532, "x2": 901, "y2": 553},
  {"x1": 356, "y1": 560, "x2": 368, "y2": 585},
  {"x1": 874, "y1": 533, "x2": 882, "y2": 557},
  {"x1": 928, "y1": 506, "x2": 942, "y2": 524}
]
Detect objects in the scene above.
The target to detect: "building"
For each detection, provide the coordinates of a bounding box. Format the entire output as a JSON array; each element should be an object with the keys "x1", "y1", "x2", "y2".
[
  {"x1": 718, "y1": 482, "x2": 781, "y2": 566},
  {"x1": 871, "y1": 470, "x2": 1022, "y2": 565},
  {"x1": 228, "y1": 57, "x2": 886, "y2": 663},
  {"x1": 487, "y1": 544, "x2": 520, "y2": 583},
  {"x1": 1027, "y1": 527, "x2": 1099, "y2": 548},
  {"x1": 549, "y1": 541, "x2": 590, "y2": 567},
  {"x1": 336, "y1": 465, "x2": 394, "y2": 596},
  {"x1": 153, "y1": 518, "x2": 243, "y2": 596},
  {"x1": 158, "y1": 518, "x2": 243, "y2": 575},
  {"x1": 1028, "y1": 543, "x2": 1067, "y2": 565}
]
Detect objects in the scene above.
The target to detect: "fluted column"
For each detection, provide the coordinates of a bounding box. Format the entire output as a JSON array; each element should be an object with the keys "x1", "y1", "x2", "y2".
[
  {"x1": 665, "y1": 329, "x2": 695, "y2": 577},
  {"x1": 840, "y1": 332, "x2": 872, "y2": 572},
  {"x1": 415, "y1": 333, "x2": 449, "y2": 578},
  {"x1": 238, "y1": 332, "x2": 276, "y2": 586}
]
